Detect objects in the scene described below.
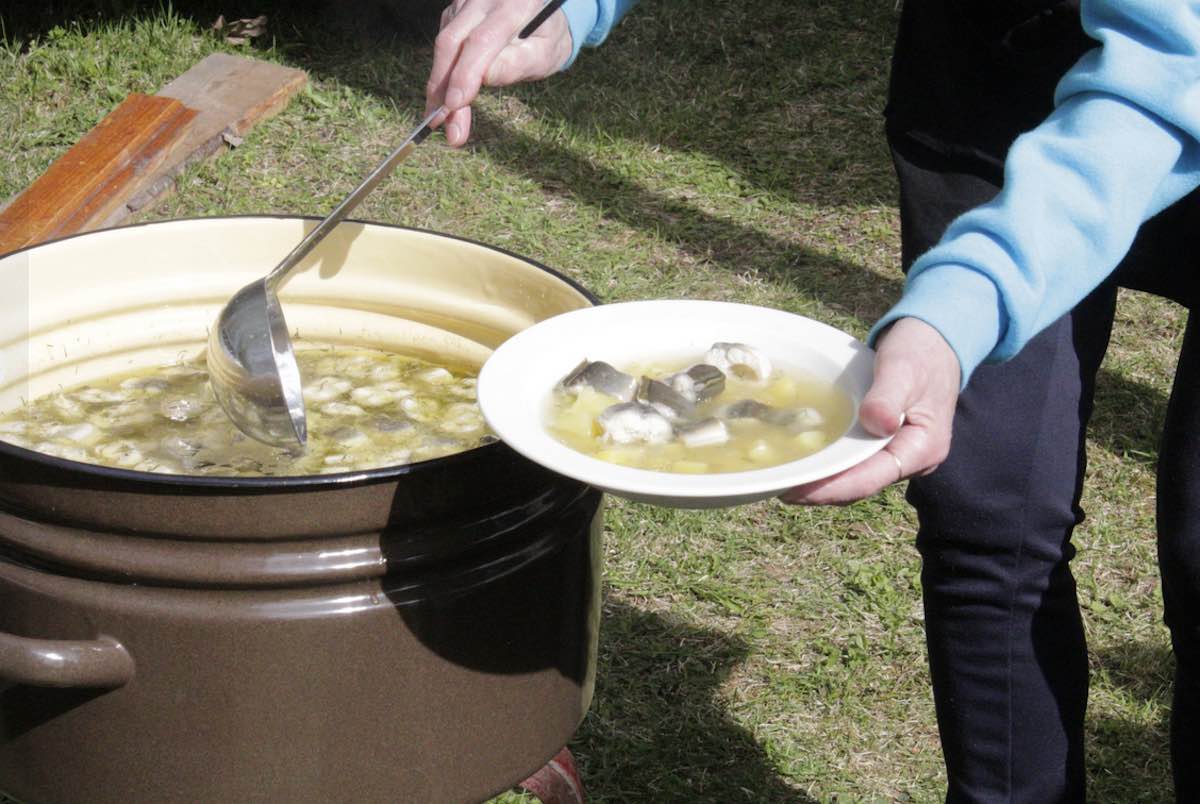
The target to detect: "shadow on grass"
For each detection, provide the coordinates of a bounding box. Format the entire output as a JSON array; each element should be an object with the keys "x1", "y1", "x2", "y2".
[
  {"x1": 573, "y1": 597, "x2": 814, "y2": 803},
  {"x1": 0, "y1": 0, "x2": 444, "y2": 43},
  {"x1": 266, "y1": 4, "x2": 908, "y2": 323},
  {"x1": 1087, "y1": 640, "x2": 1175, "y2": 802},
  {"x1": 1090, "y1": 367, "x2": 1170, "y2": 468},
  {"x1": 229, "y1": 0, "x2": 1175, "y2": 471},
  {"x1": 0, "y1": 9, "x2": 1184, "y2": 796},
  {"x1": 3, "y1": 0, "x2": 898, "y2": 210},
  {"x1": 2, "y1": 0, "x2": 1178, "y2": 468},
  {"x1": 470, "y1": 109, "x2": 902, "y2": 322}
]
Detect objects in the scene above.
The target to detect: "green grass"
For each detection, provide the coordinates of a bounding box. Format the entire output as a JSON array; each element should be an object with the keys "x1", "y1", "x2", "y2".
[{"x1": 0, "y1": 2, "x2": 1183, "y2": 801}]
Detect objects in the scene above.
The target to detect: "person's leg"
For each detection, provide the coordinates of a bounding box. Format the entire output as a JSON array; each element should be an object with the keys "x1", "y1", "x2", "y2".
[
  {"x1": 1156, "y1": 312, "x2": 1200, "y2": 795},
  {"x1": 911, "y1": 295, "x2": 1115, "y2": 803},
  {"x1": 891, "y1": 136, "x2": 1115, "y2": 803}
]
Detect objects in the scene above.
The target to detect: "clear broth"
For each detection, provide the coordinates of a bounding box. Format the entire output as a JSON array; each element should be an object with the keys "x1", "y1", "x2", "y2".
[
  {"x1": 547, "y1": 359, "x2": 852, "y2": 474},
  {"x1": 0, "y1": 345, "x2": 491, "y2": 476}
]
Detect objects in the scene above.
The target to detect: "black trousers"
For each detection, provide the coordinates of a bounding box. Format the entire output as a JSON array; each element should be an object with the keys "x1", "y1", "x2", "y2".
[{"x1": 890, "y1": 134, "x2": 1200, "y2": 802}]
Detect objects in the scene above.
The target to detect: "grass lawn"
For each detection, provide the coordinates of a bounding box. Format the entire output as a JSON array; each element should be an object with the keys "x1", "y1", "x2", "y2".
[{"x1": 0, "y1": 1, "x2": 1182, "y2": 801}]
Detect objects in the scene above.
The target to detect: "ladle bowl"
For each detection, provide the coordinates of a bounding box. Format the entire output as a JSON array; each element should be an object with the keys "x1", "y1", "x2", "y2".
[
  {"x1": 207, "y1": 107, "x2": 441, "y2": 447},
  {"x1": 207, "y1": 276, "x2": 307, "y2": 445}
]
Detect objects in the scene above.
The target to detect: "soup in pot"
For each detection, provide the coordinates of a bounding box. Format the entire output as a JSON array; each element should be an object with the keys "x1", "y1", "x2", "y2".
[{"x1": 0, "y1": 345, "x2": 492, "y2": 476}]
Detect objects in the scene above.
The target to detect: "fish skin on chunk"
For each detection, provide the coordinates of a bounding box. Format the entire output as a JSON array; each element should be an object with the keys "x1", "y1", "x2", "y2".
[
  {"x1": 637, "y1": 376, "x2": 696, "y2": 420},
  {"x1": 559, "y1": 359, "x2": 638, "y2": 402},
  {"x1": 721, "y1": 399, "x2": 774, "y2": 420},
  {"x1": 722, "y1": 399, "x2": 825, "y2": 431},
  {"x1": 721, "y1": 399, "x2": 794, "y2": 427},
  {"x1": 667, "y1": 364, "x2": 725, "y2": 403}
]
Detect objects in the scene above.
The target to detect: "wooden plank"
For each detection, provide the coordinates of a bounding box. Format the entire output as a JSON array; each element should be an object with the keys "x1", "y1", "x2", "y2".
[
  {"x1": 0, "y1": 94, "x2": 196, "y2": 255},
  {"x1": 0, "y1": 53, "x2": 308, "y2": 254},
  {"x1": 108, "y1": 53, "x2": 309, "y2": 227},
  {"x1": 160, "y1": 53, "x2": 307, "y2": 140}
]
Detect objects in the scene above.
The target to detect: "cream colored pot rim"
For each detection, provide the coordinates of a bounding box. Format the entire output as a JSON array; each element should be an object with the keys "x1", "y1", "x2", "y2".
[
  {"x1": 0, "y1": 215, "x2": 598, "y2": 490},
  {"x1": 0, "y1": 214, "x2": 594, "y2": 296}
]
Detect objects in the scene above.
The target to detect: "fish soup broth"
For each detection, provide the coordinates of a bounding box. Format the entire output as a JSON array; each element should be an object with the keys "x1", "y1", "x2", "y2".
[
  {"x1": 0, "y1": 346, "x2": 491, "y2": 476},
  {"x1": 548, "y1": 354, "x2": 853, "y2": 475}
]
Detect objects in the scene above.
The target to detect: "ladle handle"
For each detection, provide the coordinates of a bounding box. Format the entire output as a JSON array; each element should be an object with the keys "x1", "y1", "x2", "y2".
[
  {"x1": 264, "y1": 104, "x2": 445, "y2": 291},
  {"x1": 519, "y1": 0, "x2": 569, "y2": 38},
  {"x1": 263, "y1": 0, "x2": 570, "y2": 292},
  {"x1": 0, "y1": 631, "x2": 135, "y2": 689}
]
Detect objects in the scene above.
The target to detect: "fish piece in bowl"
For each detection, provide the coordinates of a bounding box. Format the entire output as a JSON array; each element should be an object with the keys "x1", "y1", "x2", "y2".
[
  {"x1": 559, "y1": 359, "x2": 638, "y2": 402},
  {"x1": 545, "y1": 342, "x2": 852, "y2": 474}
]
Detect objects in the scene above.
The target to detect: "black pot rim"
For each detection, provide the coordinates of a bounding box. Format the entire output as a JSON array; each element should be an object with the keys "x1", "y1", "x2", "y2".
[{"x1": 0, "y1": 214, "x2": 600, "y2": 491}]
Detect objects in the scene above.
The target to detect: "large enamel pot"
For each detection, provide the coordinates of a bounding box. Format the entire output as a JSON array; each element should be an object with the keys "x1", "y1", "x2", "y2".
[{"x1": 0, "y1": 218, "x2": 602, "y2": 804}]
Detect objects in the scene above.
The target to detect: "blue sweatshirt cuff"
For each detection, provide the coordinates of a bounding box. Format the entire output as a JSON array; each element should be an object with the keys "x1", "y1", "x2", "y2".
[
  {"x1": 868, "y1": 265, "x2": 1005, "y2": 390},
  {"x1": 560, "y1": 0, "x2": 599, "y2": 68},
  {"x1": 560, "y1": 0, "x2": 636, "y2": 68}
]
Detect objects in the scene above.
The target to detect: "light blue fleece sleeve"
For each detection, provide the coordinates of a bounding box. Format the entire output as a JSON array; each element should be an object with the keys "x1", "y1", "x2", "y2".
[
  {"x1": 869, "y1": 0, "x2": 1200, "y2": 388},
  {"x1": 560, "y1": 0, "x2": 640, "y2": 67}
]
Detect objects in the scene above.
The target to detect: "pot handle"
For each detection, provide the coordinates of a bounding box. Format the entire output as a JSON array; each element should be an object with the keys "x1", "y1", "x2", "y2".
[{"x1": 0, "y1": 632, "x2": 134, "y2": 689}]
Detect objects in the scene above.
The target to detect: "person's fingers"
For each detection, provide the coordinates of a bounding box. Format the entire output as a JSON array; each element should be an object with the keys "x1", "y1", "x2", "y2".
[
  {"x1": 779, "y1": 317, "x2": 960, "y2": 506},
  {"x1": 780, "y1": 418, "x2": 940, "y2": 505},
  {"x1": 779, "y1": 449, "x2": 905, "y2": 506},
  {"x1": 427, "y1": 4, "x2": 460, "y2": 111},
  {"x1": 856, "y1": 350, "x2": 915, "y2": 438},
  {"x1": 440, "y1": 0, "x2": 536, "y2": 111},
  {"x1": 425, "y1": 1, "x2": 496, "y2": 115},
  {"x1": 442, "y1": 105, "x2": 473, "y2": 147},
  {"x1": 425, "y1": 1, "x2": 570, "y2": 147}
]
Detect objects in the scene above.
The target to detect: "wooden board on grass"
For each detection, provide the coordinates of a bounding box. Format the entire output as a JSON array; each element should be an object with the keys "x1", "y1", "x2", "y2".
[
  {"x1": 120, "y1": 53, "x2": 310, "y2": 225},
  {"x1": 0, "y1": 94, "x2": 196, "y2": 254},
  {"x1": 0, "y1": 53, "x2": 308, "y2": 256}
]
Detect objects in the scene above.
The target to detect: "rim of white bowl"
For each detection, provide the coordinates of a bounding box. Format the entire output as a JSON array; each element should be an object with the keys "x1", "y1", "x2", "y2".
[{"x1": 478, "y1": 300, "x2": 892, "y2": 506}]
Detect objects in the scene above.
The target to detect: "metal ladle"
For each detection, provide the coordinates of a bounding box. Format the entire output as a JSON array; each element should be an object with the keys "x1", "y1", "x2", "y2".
[
  {"x1": 207, "y1": 0, "x2": 569, "y2": 448},
  {"x1": 206, "y1": 107, "x2": 441, "y2": 447}
]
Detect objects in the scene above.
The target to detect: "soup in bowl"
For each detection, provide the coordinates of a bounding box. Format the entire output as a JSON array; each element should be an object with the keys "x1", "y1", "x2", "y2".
[{"x1": 478, "y1": 300, "x2": 893, "y2": 508}]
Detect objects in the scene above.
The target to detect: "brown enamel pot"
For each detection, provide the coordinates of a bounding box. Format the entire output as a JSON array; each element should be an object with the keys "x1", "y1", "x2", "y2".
[{"x1": 0, "y1": 218, "x2": 602, "y2": 804}]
